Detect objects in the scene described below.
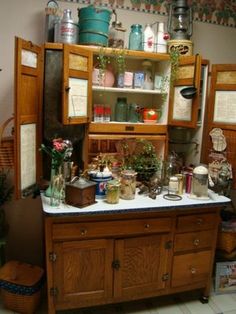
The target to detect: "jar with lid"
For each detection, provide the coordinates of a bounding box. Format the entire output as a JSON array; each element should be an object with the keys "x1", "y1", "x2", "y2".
[
  {"x1": 120, "y1": 170, "x2": 137, "y2": 200},
  {"x1": 108, "y1": 21, "x2": 126, "y2": 48},
  {"x1": 106, "y1": 179, "x2": 121, "y2": 204},
  {"x1": 128, "y1": 24, "x2": 143, "y2": 51},
  {"x1": 168, "y1": 176, "x2": 179, "y2": 194},
  {"x1": 115, "y1": 97, "x2": 127, "y2": 122}
]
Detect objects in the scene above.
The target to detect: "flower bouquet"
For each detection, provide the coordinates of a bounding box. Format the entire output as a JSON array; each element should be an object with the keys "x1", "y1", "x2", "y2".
[{"x1": 40, "y1": 138, "x2": 73, "y2": 205}]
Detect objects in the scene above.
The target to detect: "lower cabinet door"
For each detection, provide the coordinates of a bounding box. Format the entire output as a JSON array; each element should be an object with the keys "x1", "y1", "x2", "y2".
[
  {"x1": 171, "y1": 250, "x2": 212, "y2": 288},
  {"x1": 53, "y1": 239, "x2": 114, "y2": 309},
  {"x1": 114, "y1": 234, "x2": 172, "y2": 299}
]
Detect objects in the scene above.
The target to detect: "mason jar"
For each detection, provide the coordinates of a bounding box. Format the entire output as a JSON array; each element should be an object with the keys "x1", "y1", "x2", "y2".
[
  {"x1": 120, "y1": 170, "x2": 137, "y2": 200},
  {"x1": 115, "y1": 97, "x2": 127, "y2": 122},
  {"x1": 128, "y1": 24, "x2": 143, "y2": 51},
  {"x1": 106, "y1": 179, "x2": 121, "y2": 204}
]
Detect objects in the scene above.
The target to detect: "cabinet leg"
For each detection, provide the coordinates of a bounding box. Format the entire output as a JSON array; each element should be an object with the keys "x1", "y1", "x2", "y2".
[{"x1": 200, "y1": 295, "x2": 209, "y2": 304}]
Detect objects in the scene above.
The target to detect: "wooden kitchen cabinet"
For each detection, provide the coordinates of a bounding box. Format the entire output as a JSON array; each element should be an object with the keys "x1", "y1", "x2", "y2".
[
  {"x1": 14, "y1": 38, "x2": 205, "y2": 197},
  {"x1": 44, "y1": 205, "x2": 221, "y2": 313}
]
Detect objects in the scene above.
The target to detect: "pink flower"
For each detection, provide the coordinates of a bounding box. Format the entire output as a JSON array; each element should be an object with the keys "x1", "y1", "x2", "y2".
[{"x1": 53, "y1": 138, "x2": 64, "y2": 152}]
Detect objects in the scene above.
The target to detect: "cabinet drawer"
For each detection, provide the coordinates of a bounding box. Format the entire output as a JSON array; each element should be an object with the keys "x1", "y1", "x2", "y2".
[
  {"x1": 174, "y1": 230, "x2": 215, "y2": 252},
  {"x1": 176, "y1": 213, "x2": 218, "y2": 232},
  {"x1": 171, "y1": 250, "x2": 212, "y2": 288},
  {"x1": 52, "y1": 217, "x2": 172, "y2": 240}
]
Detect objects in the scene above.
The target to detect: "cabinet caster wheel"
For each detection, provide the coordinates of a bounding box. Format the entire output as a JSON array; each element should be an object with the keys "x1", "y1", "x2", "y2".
[{"x1": 200, "y1": 296, "x2": 209, "y2": 304}]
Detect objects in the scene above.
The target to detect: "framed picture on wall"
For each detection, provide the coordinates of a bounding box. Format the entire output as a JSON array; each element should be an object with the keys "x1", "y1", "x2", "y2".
[{"x1": 215, "y1": 261, "x2": 236, "y2": 294}]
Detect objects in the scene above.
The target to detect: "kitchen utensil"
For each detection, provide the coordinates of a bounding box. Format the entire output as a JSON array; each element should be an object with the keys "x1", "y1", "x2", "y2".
[{"x1": 180, "y1": 54, "x2": 199, "y2": 99}]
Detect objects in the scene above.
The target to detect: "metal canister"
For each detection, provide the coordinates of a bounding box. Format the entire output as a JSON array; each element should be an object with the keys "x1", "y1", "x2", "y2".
[
  {"x1": 54, "y1": 9, "x2": 79, "y2": 44},
  {"x1": 184, "y1": 171, "x2": 193, "y2": 194}
]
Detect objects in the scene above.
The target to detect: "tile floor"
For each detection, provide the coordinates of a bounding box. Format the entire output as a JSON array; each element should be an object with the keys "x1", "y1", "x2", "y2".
[{"x1": 1, "y1": 288, "x2": 236, "y2": 313}]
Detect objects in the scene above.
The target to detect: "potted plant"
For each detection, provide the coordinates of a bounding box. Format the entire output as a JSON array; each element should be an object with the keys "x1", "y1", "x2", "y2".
[
  {"x1": 131, "y1": 139, "x2": 161, "y2": 181},
  {"x1": 118, "y1": 139, "x2": 161, "y2": 182}
]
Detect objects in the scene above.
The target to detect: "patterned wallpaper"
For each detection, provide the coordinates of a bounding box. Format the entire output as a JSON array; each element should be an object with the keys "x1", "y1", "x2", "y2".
[{"x1": 59, "y1": 0, "x2": 236, "y2": 28}]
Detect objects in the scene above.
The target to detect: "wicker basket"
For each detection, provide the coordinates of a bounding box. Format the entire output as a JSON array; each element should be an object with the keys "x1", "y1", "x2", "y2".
[
  {"x1": 0, "y1": 117, "x2": 14, "y2": 169},
  {"x1": 217, "y1": 230, "x2": 236, "y2": 254},
  {"x1": 0, "y1": 261, "x2": 44, "y2": 314},
  {"x1": 1, "y1": 288, "x2": 41, "y2": 314}
]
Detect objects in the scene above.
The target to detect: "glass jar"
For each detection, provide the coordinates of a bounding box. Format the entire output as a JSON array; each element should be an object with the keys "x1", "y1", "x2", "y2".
[
  {"x1": 164, "y1": 154, "x2": 178, "y2": 186},
  {"x1": 120, "y1": 170, "x2": 137, "y2": 200},
  {"x1": 168, "y1": 176, "x2": 179, "y2": 194},
  {"x1": 128, "y1": 24, "x2": 143, "y2": 51},
  {"x1": 115, "y1": 97, "x2": 127, "y2": 122},
  {"x1": 106, "y1": 179, "x2": 121, "y2": 204},
  {"x1": 128, "y1": 103, "x2": 141, "y2": 123}
]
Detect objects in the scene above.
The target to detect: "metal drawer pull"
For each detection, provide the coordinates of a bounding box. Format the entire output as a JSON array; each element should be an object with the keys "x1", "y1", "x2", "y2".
[
  {"x1": 190, "y1": 267, "x2": 196, "y2": 274},
  {"x1": 80, "y1": 228, "x2": 87, "y2": 236},
  {"x1": 196, "y1": 218, "x2": 203, "y2": 225},
  {"x1": 193, "y1": 239, "x2": 200, "y2": 246},
  {"x1": 144, "y1": 224, "x2": 150, "y2": 229}
]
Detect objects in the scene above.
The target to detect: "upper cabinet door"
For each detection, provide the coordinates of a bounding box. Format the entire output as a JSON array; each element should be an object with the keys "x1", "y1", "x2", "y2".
[
  {"x1": 62, "y1": 44, "x2": 93, "y2": 125},
  {"x1": 208, "y1": 64, "x2": 236, "y2": 130},
  {"x1": 14, "y1": 37, "x2": 43, "y2": 199},
  {"x1": 168, "y1": 54, "x2": 202, "y2": 128}
]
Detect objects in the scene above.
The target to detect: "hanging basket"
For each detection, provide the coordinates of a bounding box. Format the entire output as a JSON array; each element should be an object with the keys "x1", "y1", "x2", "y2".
[{"x1": 0, "y1": 117, "x2": 14, "y2": 169}]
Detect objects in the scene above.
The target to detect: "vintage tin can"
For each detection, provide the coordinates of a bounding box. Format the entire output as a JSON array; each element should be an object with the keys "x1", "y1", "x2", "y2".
[
  {"x1": 54, "y1": 9, "x2": 79, "y2": 44},
  {"x1": 184, "y1": 171, "x2": 193, "y2": 194}
]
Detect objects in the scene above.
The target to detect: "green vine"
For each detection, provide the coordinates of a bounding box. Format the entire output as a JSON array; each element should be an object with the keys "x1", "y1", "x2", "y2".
[
  {"x1": 169, "y1": 48, "x2": 180, "y2": 85},
  {"x1": 112, "y1": 48, "x2": 127, "y2": 75},
  {"x1": 97, "y1": 47, "x2": 111, "y2": 84},
  {"x1": 160, "y1": 49, "x2": 180, "y2": 103}
]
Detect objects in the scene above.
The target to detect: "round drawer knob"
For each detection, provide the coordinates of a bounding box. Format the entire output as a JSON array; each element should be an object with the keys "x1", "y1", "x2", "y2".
[
  {"x1": 196, "y1": 218, "x2": 203, "y2": 225},
  {"x1": 193, "y1": 239, "x2": 200, "y2": 246},
  {"x1": 190, "y1": 267, "x2": 196, "y2": 274},
  {"x1": 144, "y1": 224, "x2": 150, "y2": 229},
  {"x1": 80, "y1": 228, "x2": 87, "y2": 236}
]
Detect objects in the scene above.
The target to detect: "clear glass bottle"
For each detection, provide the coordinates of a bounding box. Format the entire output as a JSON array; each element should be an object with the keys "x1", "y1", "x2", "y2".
[
  {"x1": 115, "y1": 97, "x2": 127, "y2": 122},
  {"x1": 164, "y1": 154, "x2": 178, "y2": 186},
  {"x1": 128, "y1": 24, "x2": 143, "y2": 51}
]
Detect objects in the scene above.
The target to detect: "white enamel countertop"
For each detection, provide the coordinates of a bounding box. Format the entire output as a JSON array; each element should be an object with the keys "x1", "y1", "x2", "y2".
[{"x1": 41, "y1": 189, "x2": 231, "y2": 216}]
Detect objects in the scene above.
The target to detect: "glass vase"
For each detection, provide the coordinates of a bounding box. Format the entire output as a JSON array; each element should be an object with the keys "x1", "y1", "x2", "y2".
[
  {"x1": 45, "y1": 160, "x2": 65, "y2": 204},
  {"x1": 50, "y1": 171, "x2": 65, "y2": 207}
]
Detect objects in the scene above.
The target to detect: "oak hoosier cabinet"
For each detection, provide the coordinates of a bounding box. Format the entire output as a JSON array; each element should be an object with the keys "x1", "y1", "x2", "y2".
[{"x1": 14, "y1": 38, "x2": 206, "y2": 197}]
